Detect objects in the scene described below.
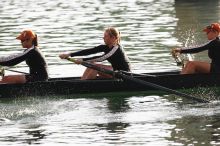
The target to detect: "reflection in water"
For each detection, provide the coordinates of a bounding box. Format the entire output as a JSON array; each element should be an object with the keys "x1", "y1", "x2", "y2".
[
  {"x1": 107, "y1": 97, "x2": 130, "y2": 113},
  {"x1": 96, "y1": 122, "x2": 129, "y2": 138},
  {"x1": 0, "y1": 123, "x2": 46, "y2": 145},
  {"x1": 24, "y1": 128, "x2": 46, "y2": 145},
  {"x1": 167, "y1": 115, "x2": 220, "y2": 145},
  {"x1": 98, "y1": 97, "x2": 130, "y2": 143},
  {"x1": 101, "y1": 122, "x2": 130, "y2": 145}
]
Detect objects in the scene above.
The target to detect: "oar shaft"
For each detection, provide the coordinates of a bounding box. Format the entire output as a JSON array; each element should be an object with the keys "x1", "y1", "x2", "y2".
[
  {"x1": 67, "y1": 58, "x2": 208, "y2": 103},
  {"x1": 120, "y1": 70, "x2": 156, "y2": 77},
  {"x1": 5, "y1": 69, "x2": 28, "y2": 75},
  {"x1": 116, "y1": 72, "x2": 207, "y2": 103}
]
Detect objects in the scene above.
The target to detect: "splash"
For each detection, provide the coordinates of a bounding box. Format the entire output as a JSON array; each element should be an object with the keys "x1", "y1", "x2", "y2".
[{"x1": 188, "y1": 86, "x2": 220, "y2": 101}]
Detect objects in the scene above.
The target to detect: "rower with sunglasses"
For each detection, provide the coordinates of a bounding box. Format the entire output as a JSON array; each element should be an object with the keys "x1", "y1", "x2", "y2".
[
  {"x1": 0, "y1": 29, "x2": 48, "y2": 84},
  {"x1": 172, "y1": 23, "x2": 220, "y2": 74}
]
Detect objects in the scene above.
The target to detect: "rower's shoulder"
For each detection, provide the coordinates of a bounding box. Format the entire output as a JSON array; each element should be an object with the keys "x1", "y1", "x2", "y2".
[{"x1": 209, "y1": 37, "x2": 220, "y2": 46}]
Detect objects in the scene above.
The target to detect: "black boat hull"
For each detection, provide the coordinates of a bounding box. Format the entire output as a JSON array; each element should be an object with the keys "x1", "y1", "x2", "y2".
[{"x1": 1, "y1": 71, "x2": 220, "y2": 98}]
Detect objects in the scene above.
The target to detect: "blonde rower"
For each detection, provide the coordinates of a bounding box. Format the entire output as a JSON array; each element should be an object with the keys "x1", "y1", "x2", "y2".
[{"x1": 59, "y1": 27, "x2": 130, "y2": 80}]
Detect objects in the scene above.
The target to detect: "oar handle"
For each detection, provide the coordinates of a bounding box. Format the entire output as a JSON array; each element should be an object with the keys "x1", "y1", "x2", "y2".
[
  {"x1": 5, "y1": 69, "x2": 28, "y2": 75},
  {"x1": 0, "y1": 67, "x2": 5, "y2": 77},
  {"x1": 66, "y1": 57, "x2": 77, "y2": 63}
]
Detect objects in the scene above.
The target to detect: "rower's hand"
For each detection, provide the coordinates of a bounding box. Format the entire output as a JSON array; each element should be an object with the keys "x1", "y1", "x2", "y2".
[
  {"x1": 59, "y1": 53, "x2": 70, "y2": 59},
  {"x1": 75, "y1": 58, "x2": 83, "y2": 64},
  {"x1": 171, "y1": 48, "x2": 181, "y2": 57}
]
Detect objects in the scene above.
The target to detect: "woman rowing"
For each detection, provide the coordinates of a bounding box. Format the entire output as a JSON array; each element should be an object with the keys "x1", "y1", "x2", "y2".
[
  {"x1": 0, "y1": 29, "x2": 48, "y2": 84},
  {"x1": 172, "y1": 22, "x2": 220, "y2": 74},
  {"x1": 59, "y1": 27, "x2": 131, "y2": 80}
]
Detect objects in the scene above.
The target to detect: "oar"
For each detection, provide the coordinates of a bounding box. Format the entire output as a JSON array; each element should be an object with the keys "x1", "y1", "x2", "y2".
[
  {"x1": 66, "y1": 58, "x2": 208, "y2": 103},
  {"x1": 0, "y1": 66, "x2": 28, "y2": 75},
  {"x1": 5, "y1": 68, "x2": 28, "y2": 75},
  {"x1": 119, "y1": 70, "x2": 156, "y2": 77}
]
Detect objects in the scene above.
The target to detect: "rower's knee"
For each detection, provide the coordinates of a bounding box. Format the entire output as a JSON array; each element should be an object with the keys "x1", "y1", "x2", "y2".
[
  {"x1": 81, "y1": 68, "x2": 98, "y2": 80},
  {"x1": 0, "y1": 75, "x2": 26, "y2": 84},
  {"x1": 185, "y1": 61, "x2": 195, "y2": 67},
  {"x1": 181, "y1": 61, "x2": 195, "y2": 74}
]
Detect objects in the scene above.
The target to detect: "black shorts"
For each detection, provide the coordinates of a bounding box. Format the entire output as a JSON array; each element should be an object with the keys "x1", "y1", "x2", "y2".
[
  {"x1": 210, "y1": 63, "x2": 220, "y2": 73},
  {"x1": 25, "y1": 75, "x2": 48, "y2": 83}
]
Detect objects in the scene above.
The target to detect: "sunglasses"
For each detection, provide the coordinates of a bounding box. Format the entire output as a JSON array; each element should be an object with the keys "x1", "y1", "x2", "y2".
[
  {"x1": 206, "y1": 25, "x2": 218, "y2": 32},
  {"x1": 21, "y1": 39, "x2": 31, "y2": 43}
]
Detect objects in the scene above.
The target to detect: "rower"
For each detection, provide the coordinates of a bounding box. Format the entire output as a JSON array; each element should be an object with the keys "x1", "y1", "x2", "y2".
[
  {"x1": 0, "y1": 29, "x2": 48, "y2": 84},
  {"x1": 59, "y1": 27, "x2": 131, "y2": 80},
  {"x1": 172, "y1": 22, "x2": 220, "y2": 74}
]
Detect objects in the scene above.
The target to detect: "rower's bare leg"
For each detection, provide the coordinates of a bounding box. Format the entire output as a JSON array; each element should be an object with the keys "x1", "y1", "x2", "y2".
[
  {"x1": 181, "y1": 61, "x2": 210, "y2": 74},
  {"x1": 96, "y1": 64, "x2": 113, "y2": 78},
  {"x1": 0, "y1": 75, "x2": 26, "y2": 84},
  {"x1": 81, "y1": 64, "x2": 113, "y2": 79},
  {"x1": 81, "y1": 68, "x2": 98, "y2": 80}
]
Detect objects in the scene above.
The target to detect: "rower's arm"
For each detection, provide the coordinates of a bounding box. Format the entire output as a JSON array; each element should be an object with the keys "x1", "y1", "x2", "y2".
[
  {"x1": 181, "y1": 40, "x2": 213, "y2": 54},
  {"x1": 70, "y1": 45, "x2": 104, "y2": 57},
  {"x1": 0, "y1": 49, "x2": 33, "y2": 66}
]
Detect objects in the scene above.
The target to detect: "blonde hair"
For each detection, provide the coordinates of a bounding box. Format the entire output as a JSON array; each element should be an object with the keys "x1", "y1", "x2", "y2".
[{"x1": 105, "y1": 27, "x2": 121, "y2": 44}]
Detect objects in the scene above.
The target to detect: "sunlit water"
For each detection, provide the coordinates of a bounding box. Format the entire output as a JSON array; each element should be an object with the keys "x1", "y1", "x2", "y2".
[{"x1": 0, "y1": 0, "x2": 220, "y2": 145}]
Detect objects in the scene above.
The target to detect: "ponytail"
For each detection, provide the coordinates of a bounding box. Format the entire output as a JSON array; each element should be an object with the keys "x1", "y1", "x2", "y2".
[{"x1": 32, "y1": 34, "x2": 38, "y2": 47}]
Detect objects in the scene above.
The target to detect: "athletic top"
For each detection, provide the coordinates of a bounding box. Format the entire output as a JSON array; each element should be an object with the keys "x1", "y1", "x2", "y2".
[
  {"x1": 180, "y1": 37, "x2": 220, "y2": 72},
  {"x1": 0, "y1": 46, "x2": 48, "y2": 81},
  {"x1": 70, "y1": 44, "x2": 131, "y2": 71}
]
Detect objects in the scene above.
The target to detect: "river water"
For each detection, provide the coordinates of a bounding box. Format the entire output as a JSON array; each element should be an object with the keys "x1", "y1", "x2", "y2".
[{"x1": 0, "y1": 0, "x2": 220, "y2": 145}]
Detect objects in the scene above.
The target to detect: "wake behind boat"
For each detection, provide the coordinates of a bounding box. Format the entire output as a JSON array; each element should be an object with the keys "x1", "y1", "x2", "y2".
[{"x1": 0, "y1": 70, "x2": 220, "y2": 98}]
